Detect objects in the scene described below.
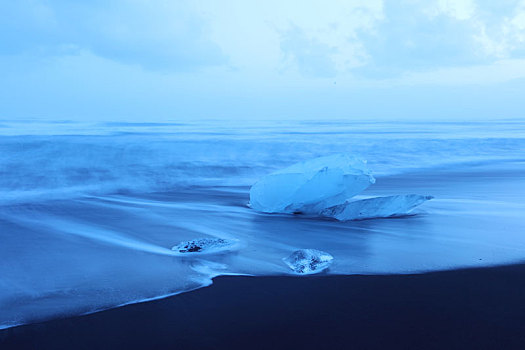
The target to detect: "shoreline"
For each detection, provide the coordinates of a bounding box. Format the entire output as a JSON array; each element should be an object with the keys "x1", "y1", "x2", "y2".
[{"x1": 2, "y1": 263, "x2": 525, "y2": 349}]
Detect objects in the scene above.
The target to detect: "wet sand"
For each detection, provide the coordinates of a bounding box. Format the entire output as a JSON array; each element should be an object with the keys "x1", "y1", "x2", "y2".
[{"x1": 2, "y1": 263, "x2": 525, "y2": 350}]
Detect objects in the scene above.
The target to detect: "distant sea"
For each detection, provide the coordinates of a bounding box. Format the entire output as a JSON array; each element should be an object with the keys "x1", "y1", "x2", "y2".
[{"x1": 1, "y1": 119, "x2": 524, "y2": 329}]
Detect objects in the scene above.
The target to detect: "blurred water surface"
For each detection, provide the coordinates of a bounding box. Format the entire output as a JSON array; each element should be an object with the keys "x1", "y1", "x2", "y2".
[{"x1": 1, "y1": 119, "x2": 524, "y2": 329}]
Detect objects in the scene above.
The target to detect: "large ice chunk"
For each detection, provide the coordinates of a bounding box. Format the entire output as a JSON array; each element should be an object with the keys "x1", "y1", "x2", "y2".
[
  {"x1": 283, "y1": 249, "x2": 334, "y2": 274},
  {"x1": 250, "y1": 154, "x2": 375, "y2": 214},
  {"x1": 320, "y1": 194, "x2": 433, "y2": 221}
]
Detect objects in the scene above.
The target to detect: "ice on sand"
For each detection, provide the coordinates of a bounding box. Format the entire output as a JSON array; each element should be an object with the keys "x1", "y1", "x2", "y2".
[
  {"x1": 250, "y1": 154, "x2": 431, "y2": 220},
  {"x1": 283, "y1": 249, "x2": 334, "y2": 274},
  {"x1": 320, "y1": 194, "x2": 433, "y2": 221},
  {"x1": 172, "y1": 238, "x2": 237, "y2": 254},
  {"x1": 249, "y1": 154, "x2": 375, "y2": 214}
]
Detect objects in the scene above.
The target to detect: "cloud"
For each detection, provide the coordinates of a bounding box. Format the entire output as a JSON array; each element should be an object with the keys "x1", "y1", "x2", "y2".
[
  {"x1": 467, "y1": 1, "x2": 525, "y2": 58},
  {"x1": 1, "y1": 0, "x2": 524, "y2": 121},
  {"x1": 0, "y1": 0, "x2": 226, "y2": 71},
  {"x1": 425, "y1": 0, "x2": 477, "y2": 20},
  {"x1": 194, "y1": 0, "x2": 384, "y2": 77},
  {"x1": 280, "y1": 26, "x2": 342, "y2": 78},
  {"x1": 357, "y1": 1, "x2": 480, "y2": 76},
  {"x1": 422, "y1": 0, "x2": 525, "y2": 59}
]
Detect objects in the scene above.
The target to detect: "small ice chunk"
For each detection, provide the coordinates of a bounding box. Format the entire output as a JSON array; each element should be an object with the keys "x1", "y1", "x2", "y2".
[
  {"x1": 320, "y1": 194, "x2": 433, "y2": 221},
  {"x1": 283, "y1": 249, "x2": 334, "y2": 274},
  {"x1": 250, "y1": 154, "x2": 375, "y2": 214},
  {"x1": 171, "y1": 238, "x2": 236, "y2": 254}
]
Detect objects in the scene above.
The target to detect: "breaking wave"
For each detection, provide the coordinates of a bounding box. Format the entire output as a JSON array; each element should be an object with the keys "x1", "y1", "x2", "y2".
[{"x1": 1, "y1": 120, "x2": 524, "y2": 204}]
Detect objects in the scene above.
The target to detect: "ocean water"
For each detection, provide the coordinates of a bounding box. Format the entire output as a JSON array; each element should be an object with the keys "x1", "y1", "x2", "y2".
[{"x1": 1, "y1": 119, "x2": 524, "y2": 329}]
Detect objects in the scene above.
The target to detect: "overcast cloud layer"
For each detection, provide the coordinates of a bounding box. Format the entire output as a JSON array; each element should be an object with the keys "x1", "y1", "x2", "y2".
[{"x1": 1, "y1": 0, "x2": 525, "y2": 121}]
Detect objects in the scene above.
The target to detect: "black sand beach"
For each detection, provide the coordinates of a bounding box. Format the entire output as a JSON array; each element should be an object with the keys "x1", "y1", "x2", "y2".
[{"x1": 2, "y1": 264, "x2": 525, "y2": 350}]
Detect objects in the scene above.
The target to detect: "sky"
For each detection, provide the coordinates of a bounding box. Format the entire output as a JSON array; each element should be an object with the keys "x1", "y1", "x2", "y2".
[{"x1": 1, "y1": 0, "x2": 525, "y2": 121}]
